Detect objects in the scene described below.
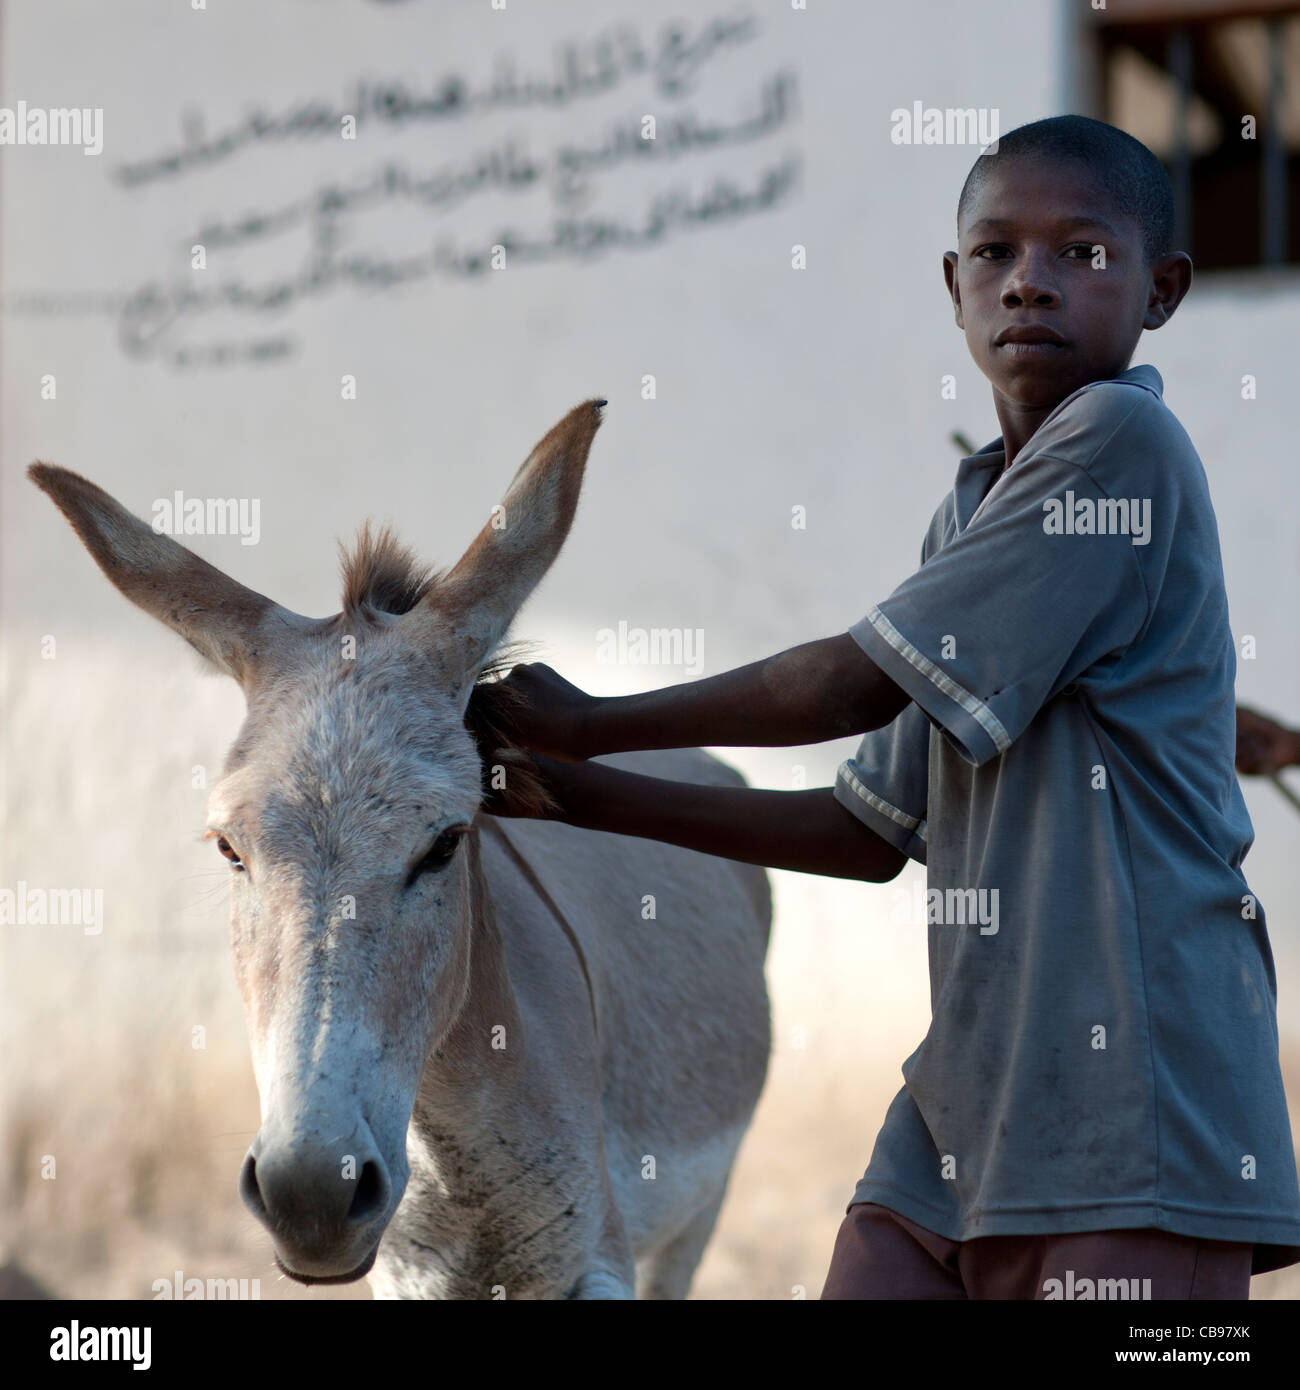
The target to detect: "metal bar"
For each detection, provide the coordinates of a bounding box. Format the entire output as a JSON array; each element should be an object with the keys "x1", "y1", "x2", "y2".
[
  {"x1": 1168, "y1": 26, "x2": 1193, "y2": 255},
  {"x1": 1269, "y1": 773, "x2": 1300, "y2": 816},
  {"x1": 1087, "y1": 0, "x2": 1300, "y2": 26},
  {"x1": 1262, "y1": 15, "x2": 1287, "y2": 266}
]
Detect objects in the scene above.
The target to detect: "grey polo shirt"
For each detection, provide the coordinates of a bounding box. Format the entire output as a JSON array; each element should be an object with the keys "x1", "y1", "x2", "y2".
[{"x1": 834, "y1": 364, "x2": 1300, "y2": 1273}]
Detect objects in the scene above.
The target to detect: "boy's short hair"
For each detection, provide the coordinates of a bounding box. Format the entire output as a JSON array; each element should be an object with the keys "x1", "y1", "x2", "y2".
[{"x1": 957, "y1": 114, "x2": 1176, "y2": 260}]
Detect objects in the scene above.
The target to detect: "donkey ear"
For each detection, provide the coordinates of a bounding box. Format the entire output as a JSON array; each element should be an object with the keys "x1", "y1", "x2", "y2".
[
  {"x1": 406, "y1": 399, "x2": 605, "y2": 697},
  {"x1": 28, "y1": 462, "x2": 291, "y2": 685}
]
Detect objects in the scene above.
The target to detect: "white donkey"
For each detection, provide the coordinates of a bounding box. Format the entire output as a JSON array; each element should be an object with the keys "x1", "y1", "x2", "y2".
[{"x1": 30, "y1": 401, "x2": 772, "y2": 1299}]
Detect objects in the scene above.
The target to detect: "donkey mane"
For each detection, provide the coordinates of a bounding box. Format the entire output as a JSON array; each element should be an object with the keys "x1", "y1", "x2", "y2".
[
  {"x1": 466, "y1": 648, "x2": 563, "y2": 820},
  {"x1": 339, "y1": 522, "x2": 560, "y2": 820},
  {"x1": 340, "y1": 522, "x2": 444, "y2": 618}
]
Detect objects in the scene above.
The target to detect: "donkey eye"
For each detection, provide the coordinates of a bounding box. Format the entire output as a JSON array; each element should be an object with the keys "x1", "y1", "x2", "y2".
[
  {"x1": 408, "y1": 826, "x2": 468, "y2": 885},
  {"x1": 216, "y1": 836, "x2": 245, "y2": 871}
]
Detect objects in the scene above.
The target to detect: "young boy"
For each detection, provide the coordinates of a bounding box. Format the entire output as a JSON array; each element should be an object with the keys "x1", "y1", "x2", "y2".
[{"x1": 469, "y1": 116, "x2": 1300, "y2": 1299}]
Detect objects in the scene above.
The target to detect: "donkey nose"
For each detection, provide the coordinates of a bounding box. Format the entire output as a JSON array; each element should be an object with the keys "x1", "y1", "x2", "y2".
[{"x1": 240, "y1": 1127, "x2": 392, "y2": 1241}]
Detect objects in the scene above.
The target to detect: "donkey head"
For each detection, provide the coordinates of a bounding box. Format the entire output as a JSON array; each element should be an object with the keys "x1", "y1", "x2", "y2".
[{"x1": 30, "y1": 400, "x2": 604, "y2": 1283}]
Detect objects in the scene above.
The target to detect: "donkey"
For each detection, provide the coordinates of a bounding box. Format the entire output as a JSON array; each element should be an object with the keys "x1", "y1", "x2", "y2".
[{"x1": 29, "y1": 401, "x2": 771, "y2": 1299}]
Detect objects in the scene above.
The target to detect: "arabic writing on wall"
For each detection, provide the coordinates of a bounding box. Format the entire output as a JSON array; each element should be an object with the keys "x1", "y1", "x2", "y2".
[{"x1": 13, "y1": 10, "x2": 802, "y2": 369}]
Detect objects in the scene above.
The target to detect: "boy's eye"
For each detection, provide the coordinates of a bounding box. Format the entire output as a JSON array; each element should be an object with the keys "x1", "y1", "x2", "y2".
[{"x1": 974, "y1": 243, "x2": 1099, "y2": 261}]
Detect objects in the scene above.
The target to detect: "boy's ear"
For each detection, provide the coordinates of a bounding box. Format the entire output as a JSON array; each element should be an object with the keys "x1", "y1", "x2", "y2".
[
  {"x1": 1143, "y1": 252, "x2": 1193, "y2": 331},
  {"x1": 943, "y1": 251, "x2": 965, "y2": 329}
]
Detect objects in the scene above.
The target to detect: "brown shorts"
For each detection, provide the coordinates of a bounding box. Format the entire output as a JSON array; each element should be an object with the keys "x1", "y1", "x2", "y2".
[{"x1": 820, "y1": 1201, "x2": 1254, "y2": 1300}]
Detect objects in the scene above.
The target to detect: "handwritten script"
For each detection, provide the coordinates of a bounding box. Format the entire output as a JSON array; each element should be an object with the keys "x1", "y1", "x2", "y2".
[{"x1": 10, "y1": 10, "x2": 803, "y2": 368}]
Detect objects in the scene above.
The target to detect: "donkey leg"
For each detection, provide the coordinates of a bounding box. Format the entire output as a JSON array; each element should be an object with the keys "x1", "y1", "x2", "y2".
[
  {"x1": 563, "y1": 1190, "x2": 637, "y2": 1298},
  {"x1": 635, "y1": 1186, "x2": 729, "y2": 1300}
]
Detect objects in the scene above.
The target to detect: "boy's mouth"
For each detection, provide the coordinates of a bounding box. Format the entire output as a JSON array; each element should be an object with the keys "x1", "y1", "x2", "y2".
[{"x1": 995, "y1": 324, "x2": 1067, "y2": 356}]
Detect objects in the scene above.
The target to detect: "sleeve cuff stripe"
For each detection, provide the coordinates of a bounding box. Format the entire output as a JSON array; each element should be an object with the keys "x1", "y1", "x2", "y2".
[
  {"x1": 838, "y1": 761, "x2": 926, "y2": 840},
  {"x1": 864, "y1": 604, "x2": 1012, "y2": 756}
]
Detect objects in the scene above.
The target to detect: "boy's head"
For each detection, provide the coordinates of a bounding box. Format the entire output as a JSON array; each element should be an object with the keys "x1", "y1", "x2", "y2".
[{"x1": 944, "y1": 115, "x2": 1192, "y2": 416}]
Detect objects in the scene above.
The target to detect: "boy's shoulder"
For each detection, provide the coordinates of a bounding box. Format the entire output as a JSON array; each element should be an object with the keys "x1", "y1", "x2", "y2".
[{"x1": 1022, "y1": 364, "x2": 1200, "y2": 494}]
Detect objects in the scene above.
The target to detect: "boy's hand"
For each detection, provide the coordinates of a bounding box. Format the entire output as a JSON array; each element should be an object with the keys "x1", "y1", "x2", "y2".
[
  {"x1": 471, "y1": 662, "x2": 594, "y2": 762},
  {"x1": 1235, "y1": 705, "x2": 1300, "y2": 776}
]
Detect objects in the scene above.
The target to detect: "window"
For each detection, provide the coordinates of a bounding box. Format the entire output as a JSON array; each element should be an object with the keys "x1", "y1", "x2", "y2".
[{"x1": 1083, "y1": 0, "x2": 1300, "y2": 270}]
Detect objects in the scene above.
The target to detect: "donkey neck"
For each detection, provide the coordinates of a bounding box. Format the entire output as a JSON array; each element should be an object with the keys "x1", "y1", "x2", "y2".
[
  {"x1": 400, "y1": 823, "x2": 548, "y2": 1249},
  {"x1": 390, "y1": 819, "x2": 607, "y2": 1287},
  {"x1": 411, "y1": 819, "x2": 526, "y2": 1122}
]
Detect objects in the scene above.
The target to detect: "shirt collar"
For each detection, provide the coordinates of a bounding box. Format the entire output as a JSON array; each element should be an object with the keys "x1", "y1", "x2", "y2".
[
  {"x1": 953, "y1": 437, "x2": 1006, "y2": 533},
  {"x1": 951, "y1": 365, "x2": 1164, "y2": 532}
]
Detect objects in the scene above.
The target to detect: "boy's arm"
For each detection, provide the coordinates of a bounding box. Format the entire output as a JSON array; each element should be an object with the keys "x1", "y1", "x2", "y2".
[
  {"x1": 485, "y1": 633, "x2": 910, "y2": 760},
  {"x1": 526, "y1": 754, "x2": 907, "y2": 883},
  {"x1": 1236, "y1": 704, "x2": 1300, "y2": 776}
]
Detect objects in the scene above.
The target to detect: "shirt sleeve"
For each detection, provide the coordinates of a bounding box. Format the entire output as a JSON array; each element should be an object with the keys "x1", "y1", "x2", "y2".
[
  {"x1": 849, "y1": 453, "x2": 1149, "y2": 768},
  {"x1": 834, "y1": 698, "x2": 931, "y2": 865}
]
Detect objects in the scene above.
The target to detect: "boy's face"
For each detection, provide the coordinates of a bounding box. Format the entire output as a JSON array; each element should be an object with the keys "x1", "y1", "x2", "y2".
[{"x1": 944, "y1": 157, "x2": 1186, "y2": 415}]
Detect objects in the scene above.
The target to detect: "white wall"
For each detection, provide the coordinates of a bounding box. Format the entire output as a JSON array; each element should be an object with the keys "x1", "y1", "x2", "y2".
[{"x1": 3, "y1": 0, "x2": 1296, "y2": 1297}]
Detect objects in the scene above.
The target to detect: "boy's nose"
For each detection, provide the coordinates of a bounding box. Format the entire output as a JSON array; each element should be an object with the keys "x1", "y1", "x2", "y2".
[
  {"x1": 1001, "y1": 278, "x2": 1059, "y2": 307},
  {"x1": 1000, "y1": 247, "x2": 1062, "y2": 307}
]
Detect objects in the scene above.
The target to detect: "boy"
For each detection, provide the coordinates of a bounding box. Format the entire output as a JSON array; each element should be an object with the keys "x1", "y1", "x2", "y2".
[{"x1": 469, "y1": 116, "x2": 1300, "y2": 1299}]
